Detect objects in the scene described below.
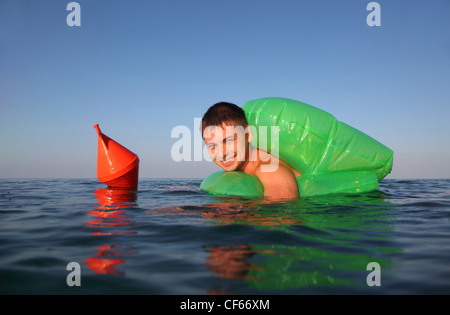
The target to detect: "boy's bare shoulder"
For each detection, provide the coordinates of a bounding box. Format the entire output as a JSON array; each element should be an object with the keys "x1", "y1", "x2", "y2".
[
  {"x1": 254, "y1": 161, "x2": 294, "y2": 181},
  {"x1": 254, "y1": 149, "x2": 300, "y2": 176}
]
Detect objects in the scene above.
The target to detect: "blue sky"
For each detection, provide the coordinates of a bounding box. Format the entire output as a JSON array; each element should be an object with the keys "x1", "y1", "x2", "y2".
[{"x1": 0, "y1": 0, "x2": 449, "y2": 179}]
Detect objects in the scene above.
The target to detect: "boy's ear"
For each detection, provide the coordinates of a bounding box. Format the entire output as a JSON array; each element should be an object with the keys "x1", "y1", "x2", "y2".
[{"x1": 245, "y1": 125, "x2": 253, "y2": 142}]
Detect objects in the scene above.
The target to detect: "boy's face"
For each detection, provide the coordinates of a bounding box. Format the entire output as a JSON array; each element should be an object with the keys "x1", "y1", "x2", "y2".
[{"x1": 203, "y1": 123, "x2": 250, "y2": 172}]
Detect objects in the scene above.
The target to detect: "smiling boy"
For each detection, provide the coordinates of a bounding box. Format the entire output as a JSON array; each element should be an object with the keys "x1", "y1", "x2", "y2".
[{"x1": 201, "y1": 102, "x2": 300, "y2": 200}]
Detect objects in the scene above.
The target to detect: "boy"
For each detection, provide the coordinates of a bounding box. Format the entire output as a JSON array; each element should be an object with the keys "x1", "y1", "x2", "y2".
[{"x1": 201, "y1": 102, "x2": 300, "y2": 200}]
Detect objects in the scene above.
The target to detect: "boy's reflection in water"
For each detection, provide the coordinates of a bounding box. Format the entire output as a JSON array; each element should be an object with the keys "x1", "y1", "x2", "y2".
[
  {"x1": 204, "y1": 244, "x2": 257, "y2": 280},
  {"x1": 148, "y1": 194, "x2": 302, "y2": 294}
]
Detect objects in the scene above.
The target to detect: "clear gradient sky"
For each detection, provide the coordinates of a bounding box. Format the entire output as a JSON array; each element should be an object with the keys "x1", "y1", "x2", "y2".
[{"x1": 1, "y1": 0, "x2": 449, "y2": 179}]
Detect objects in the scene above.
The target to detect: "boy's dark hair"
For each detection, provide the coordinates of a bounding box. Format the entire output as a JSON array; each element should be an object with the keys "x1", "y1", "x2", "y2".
[{"x1": 201, "y1": 102, "x2": 248, "y2": 134}]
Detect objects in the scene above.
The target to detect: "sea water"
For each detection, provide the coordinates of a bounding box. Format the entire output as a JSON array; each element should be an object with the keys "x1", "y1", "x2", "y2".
[{"x1": 0, "y1": 178, "x2": 449, "y2": 294}]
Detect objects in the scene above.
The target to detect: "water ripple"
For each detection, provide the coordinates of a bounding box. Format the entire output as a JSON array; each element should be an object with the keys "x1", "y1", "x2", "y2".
[{"x1": 0, "y1": 178, "x2": 449, "y2": 294}]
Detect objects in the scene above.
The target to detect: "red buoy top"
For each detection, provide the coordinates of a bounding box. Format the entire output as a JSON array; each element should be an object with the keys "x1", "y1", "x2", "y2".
[{"x1": 94, "y1": 124, "x2": 139, "y2": 189}]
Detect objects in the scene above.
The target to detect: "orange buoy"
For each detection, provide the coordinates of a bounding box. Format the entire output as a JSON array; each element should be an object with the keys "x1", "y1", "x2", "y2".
[{"x1": 94, "y1": 124, "x2": 139, "y2": 189}]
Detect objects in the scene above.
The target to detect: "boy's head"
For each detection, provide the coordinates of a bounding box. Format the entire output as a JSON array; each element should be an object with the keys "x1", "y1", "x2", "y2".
[
  {"x1": 201, "y1": 102, "x2": 252, "y2": 171},
  {"x1": 201, "y1": 102, "x2": 248, "y2": 133}
]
